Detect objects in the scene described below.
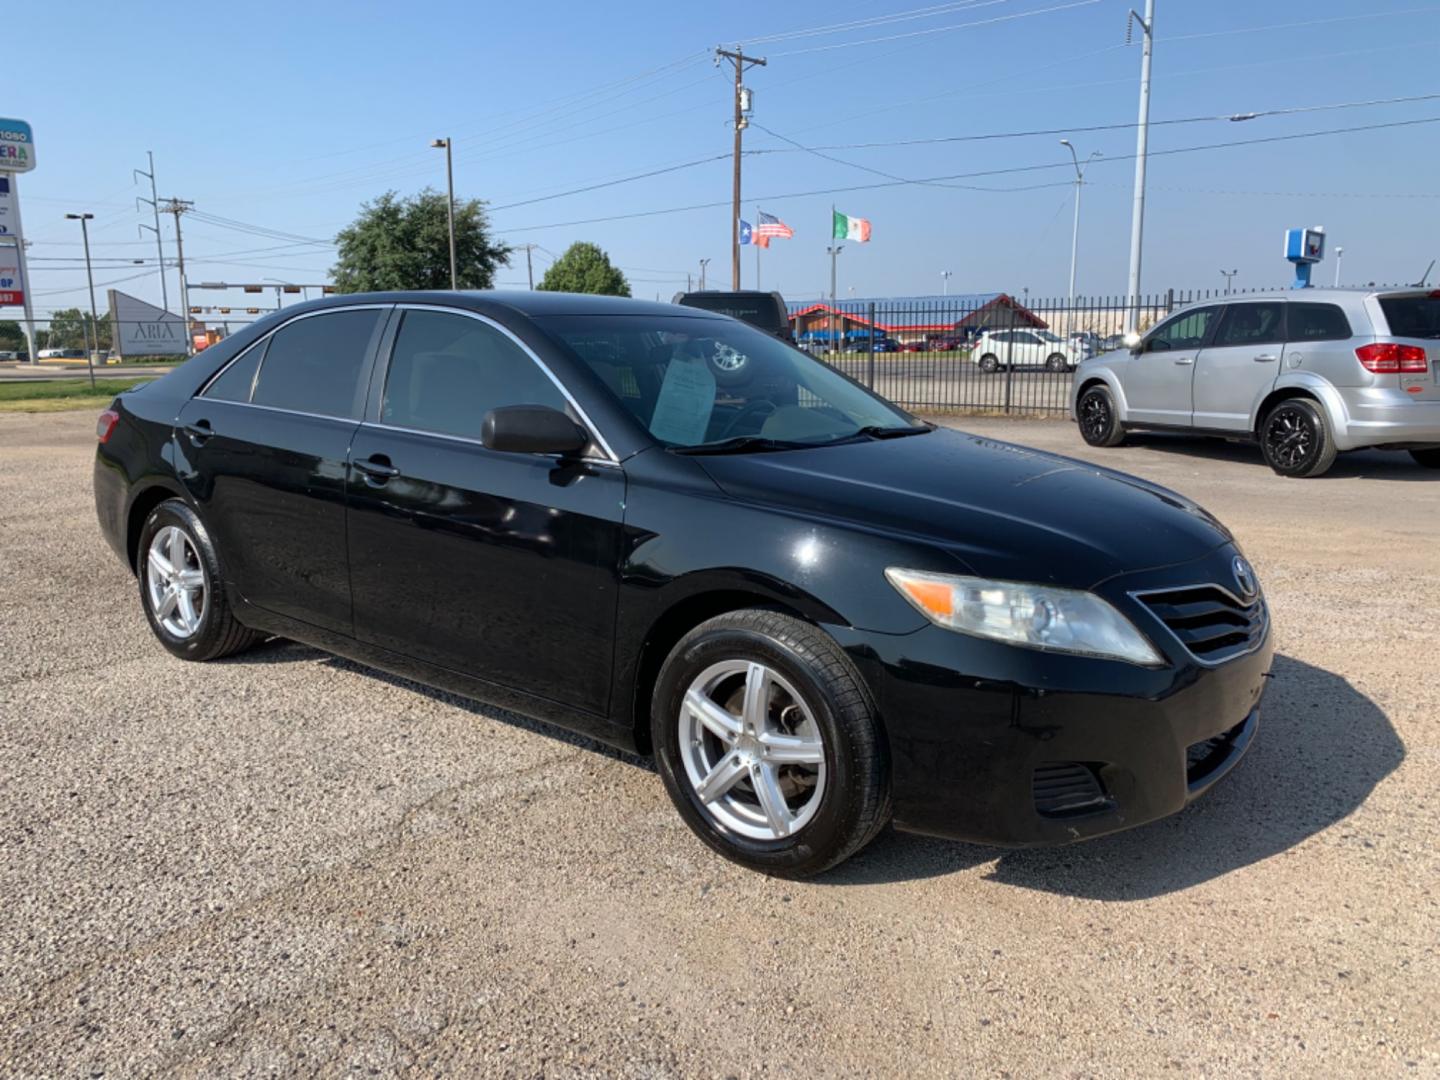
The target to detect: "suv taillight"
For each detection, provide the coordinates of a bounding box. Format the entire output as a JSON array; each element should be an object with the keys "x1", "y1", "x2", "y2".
[
  {"x1": 96, "y1": 409, "x2": 119, "y2": 443},
  {"x1": 1356, "y1": 342, "x2": 1429, "y2": 373}
]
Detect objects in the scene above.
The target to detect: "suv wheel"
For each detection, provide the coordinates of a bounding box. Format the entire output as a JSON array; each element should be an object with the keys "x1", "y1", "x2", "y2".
[
  {"x1": 651, "y1": 610, "x2": 890, "y2": 878},
  {"x1": 1410, "y1": 448, "x2": 1440, "y2": 469},
  {"x1": 1260, "y1": 398, "x2": 1338, "y2": 478},
  {"x1": 138, "y1": 499, "x2": 262, "y2": 661},
  {"x1": 1045, "y1": 353, "x2": 1069, "y2": 372},
  {"x1": 978, "y1": 353, "x2": 1000, "y2": 373},
  {"x1": 1077, "y1": 384, "x2": 1125, "y2": 447}
]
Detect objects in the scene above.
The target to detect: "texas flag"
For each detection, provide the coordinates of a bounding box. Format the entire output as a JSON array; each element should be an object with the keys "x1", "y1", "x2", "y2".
[
  {"x1": 832, "y1": 210, "x2": 871, "y2": 243},
  {"x1": 739, "y1": 219, "x2": 754, "y2": 245}
]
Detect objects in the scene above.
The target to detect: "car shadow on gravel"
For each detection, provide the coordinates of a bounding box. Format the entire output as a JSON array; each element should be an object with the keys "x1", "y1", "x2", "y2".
[
  {"x1": 1118, "y1": 433, "x2": 1437, "y2": 480},
  {"x1": 827, "y1": 653, "x2": 1404, "y2": 898}
]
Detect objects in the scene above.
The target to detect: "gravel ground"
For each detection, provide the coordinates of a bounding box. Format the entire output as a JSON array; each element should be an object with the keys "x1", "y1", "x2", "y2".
[{"x1": 1, "y1": 409, "x2": 1436, "y2": 1078}]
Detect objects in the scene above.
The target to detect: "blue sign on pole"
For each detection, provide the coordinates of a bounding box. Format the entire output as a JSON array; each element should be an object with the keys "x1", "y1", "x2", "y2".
[{"x1": 0, "y1": 119, "x2": 36, "y2": 173}]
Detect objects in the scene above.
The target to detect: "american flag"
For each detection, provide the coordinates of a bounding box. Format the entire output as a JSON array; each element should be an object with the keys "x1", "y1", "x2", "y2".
[{"x1": 754, "y1": 210, "x2": 794, "y2": 240}]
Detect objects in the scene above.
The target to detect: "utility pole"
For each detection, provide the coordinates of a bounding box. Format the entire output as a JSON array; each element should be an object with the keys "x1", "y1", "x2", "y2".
[
  {"x1": 1061, "y1": 140, "x2": 1101, "y2": 330},
  {"x1": 524, "y1": 245, "x2": 534, "y2": 289},
  {"x1": 158, "y1": 198, "x2": 194, "y2": 353},
  {"x1": 1220, "y1": 268, "x2": 1238, "y2": 295},
  {"x1": 699, "y1": 258, "x2": 710, "y2": 290},
  {"x1": 432, "y1": 138, "x2": 457, "y2": 289},
  {"x1": 716, "y1": 46, "x2": 766, "y2": 289},
  {"x1": 134, "y1": 151, "x2": 169, "y2": 313},
  {"x1": 64, "y1": 213, "x2": 98, "y2": 389},
  {"x1": 1124, "y1": 0, "x2": 1154, "y2": 334}
]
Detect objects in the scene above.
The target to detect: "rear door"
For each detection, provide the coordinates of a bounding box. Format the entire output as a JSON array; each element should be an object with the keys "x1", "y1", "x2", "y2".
[
  {"x1": 174, "y1": 306, "x2": 388, "y2": 634},
  {"x1": 1192, "y1": 300, "x2": 1285, "y2": 431},
  {"x1": 1374, "y1": 293, "x2": 1440, "y2": 401},
  {"x1": 1122, "y1": 305, "x2": 1221, "y2": 426},
  {"x1": 345, "y1": 306, "x2": 626, "y2": 716}
]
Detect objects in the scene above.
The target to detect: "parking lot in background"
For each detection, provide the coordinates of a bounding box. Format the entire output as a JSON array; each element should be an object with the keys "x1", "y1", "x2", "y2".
[{"x1": 1, "y1": 410, "x2": 1435, "y2": 1076}]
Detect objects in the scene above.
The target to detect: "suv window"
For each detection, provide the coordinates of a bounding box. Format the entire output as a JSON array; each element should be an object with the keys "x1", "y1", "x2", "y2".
[
  {"x1": 1287, "y1": 302, "x2": 1351, "y2": 342},
  {"x1": 381, "y1": 309, "x2": 568, "y2": 439},
  {"x1": 203, "y1": 339, "x2": 267, "y2": 402},
  {"x1": 1378, "y1": 295, "x2": 1440, "y2": 339},
  {"x1": 251, "y1": 309, "x2": 381, "y2": 418},
  {"x1": 1146, "y1": 306, "x2": 1219, "y2": 352},
  {"x1": 1213, "y1": 302, "x2": 1284, "y2": 347}
]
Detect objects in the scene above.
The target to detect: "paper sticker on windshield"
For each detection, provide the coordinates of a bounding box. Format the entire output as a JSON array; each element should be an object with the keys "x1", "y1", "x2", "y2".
[{"x1": 649, "y1": 354, "x2": 716, "y2": 445}]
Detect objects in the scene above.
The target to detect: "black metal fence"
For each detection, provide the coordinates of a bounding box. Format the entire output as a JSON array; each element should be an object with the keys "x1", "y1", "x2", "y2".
[{"x1": 794, "y1": 287, "x2": 1312, "y2": 417}]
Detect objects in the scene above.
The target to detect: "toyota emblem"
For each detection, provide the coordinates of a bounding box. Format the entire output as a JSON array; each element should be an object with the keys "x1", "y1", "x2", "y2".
[{"x1": 1232, "y1": 556, "x2": 1258, "y2": 600}]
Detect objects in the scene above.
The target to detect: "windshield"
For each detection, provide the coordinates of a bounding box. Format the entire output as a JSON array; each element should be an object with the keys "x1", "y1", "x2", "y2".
[{"x1": 536, "y1": 313, "x2": 921, "y2": 450}]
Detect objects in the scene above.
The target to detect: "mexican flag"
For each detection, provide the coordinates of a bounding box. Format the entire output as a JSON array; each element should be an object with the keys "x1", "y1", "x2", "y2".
[{"x1": 832, "y1": 210, "x2": 871, "y2": 242}]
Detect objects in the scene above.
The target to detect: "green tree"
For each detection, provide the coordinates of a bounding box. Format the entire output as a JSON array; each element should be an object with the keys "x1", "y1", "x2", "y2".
[
  {"x1": 47, "y1": 308, "x2": 87, "y2": 349},
  {"x1": 331, "y1": 188, "x2": 510, "y2": 292},
  {"x1": 536, "y1": 242, "x2": 630, "y2": 297},
  {"x1": 0, "y1": 320, "x2": 24, "y2": 352}
]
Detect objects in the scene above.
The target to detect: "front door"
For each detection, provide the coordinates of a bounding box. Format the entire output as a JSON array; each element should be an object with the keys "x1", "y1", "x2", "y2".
[
  {"x1": 174, "y1": 306, "x2": 387, "y2": 634},
  {"x1": 1122, "y1": 304, "x2": 1222, "y2": 426},
  {"x1": 1192, "y1": 301, "x2": 1284, "y2": 431},
  {"x1": 345, "y1": 307, "x2": 626, "y2": 716}
]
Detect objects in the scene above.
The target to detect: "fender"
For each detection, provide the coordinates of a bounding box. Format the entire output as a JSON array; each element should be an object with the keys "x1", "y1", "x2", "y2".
[
  {"x1": 1255, "y1": 372, "x2": 1355, "y2": 449},
  {"x1": 1072, "y1": 366, "x2": 1131, "y2": 424}
]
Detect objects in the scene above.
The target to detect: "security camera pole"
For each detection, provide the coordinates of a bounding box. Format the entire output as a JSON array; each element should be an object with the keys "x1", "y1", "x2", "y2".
[
  {"x1": 64, "y1": 212, "x2": 99, "y2": 389},
  {"x1": 432, "y1": 138, "x2": 457, "y2": 289},
  {"x1": 716, "y1": 46, "x2": 766, "y2": 289}
]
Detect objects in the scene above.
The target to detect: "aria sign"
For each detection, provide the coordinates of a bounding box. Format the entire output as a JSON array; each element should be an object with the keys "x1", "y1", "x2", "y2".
[{"x1": 0, "y1": 119, "x2": 35, "y2": 173}]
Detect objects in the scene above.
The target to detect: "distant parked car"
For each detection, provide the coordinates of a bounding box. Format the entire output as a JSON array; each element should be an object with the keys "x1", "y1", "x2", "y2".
[
  {"x1": 1071, "y1": 288, "x2": 1440, "y2": 477},
  {"x1": 0, "y1": 349, "x2": 23, "y2": 361},
  {"x1": 871, "y1": 337, "x2": 900, "y2": 353},
  {"x1": 900, "y1": 340, "x2": 926, "y2": 352},
  {"x1": 1098, "y1": 333, "x2": 1126, "y2": 352},
  {"x1": 926, "y1": 336, "x2": 963, "y2": 352},
  {"x1": 972, "y1": 329, "x2": 1084, "y2": 372}
]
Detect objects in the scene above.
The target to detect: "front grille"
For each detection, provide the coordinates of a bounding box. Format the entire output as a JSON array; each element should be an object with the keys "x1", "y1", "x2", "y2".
[
  {"x1": 1033, "y1": 762, "x2": 1108, "y2": 817},
  {"x1": 1136, "y1": 585, "x2": 1266, "y2": 664},
  {"x1": 1186, "y1": 719, "x2": 1247, "y2": 784}
]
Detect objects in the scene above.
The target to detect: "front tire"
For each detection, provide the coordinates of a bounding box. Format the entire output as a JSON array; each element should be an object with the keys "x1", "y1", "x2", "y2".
[
  {"x1": 1410, "y1": 448, "x2": 1440, "y2": 469},
  {"x1": 978, "y1": 353, "x2": 999, "y2": 373},
  {"x1": 1260, "y1": 398, "x2": 1338, "y2": 477},
  {"x1": 651, "y1": 610, "x2": 890, "y2": 878},
  {"x1": 137, "y1": 499, "x2": 262, "y2": 661},
  {"x1": 1077, "y1": 384, "x2": 1126, "y2": 447},
  {"x1": 1045, "y1": 352, "x2": 1068, "y2": 372}
]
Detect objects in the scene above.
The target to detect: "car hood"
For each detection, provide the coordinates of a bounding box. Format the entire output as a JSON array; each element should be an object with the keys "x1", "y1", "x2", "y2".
[{"x1": 693, "y1": 427, "x2": 1233, "y2": 589}]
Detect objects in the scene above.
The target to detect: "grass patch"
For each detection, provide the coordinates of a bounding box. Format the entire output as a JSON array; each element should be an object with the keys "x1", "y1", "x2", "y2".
[{"x1": 0, "y1": 378, "x2": 154, "y2": 412}]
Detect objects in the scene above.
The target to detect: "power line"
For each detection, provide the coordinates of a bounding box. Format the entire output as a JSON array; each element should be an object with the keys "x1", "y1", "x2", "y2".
[
  {"x1": 1160, "y1": 6, "x2": 1440, "y2": 43},
  {"x1": 490, "y1": 154, "x2": 731, "y2": 211},
  {"x1": 768, "y1": 0, "x2": 1100, "y2": 56},
  {"x1": 740, "y1": 0, "x2": 1011, "y2": 46}
]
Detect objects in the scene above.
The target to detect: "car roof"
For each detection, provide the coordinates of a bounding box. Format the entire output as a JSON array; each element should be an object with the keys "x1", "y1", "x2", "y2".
[{"x1": 265, "y1": 289, "x2": 728, "y2": 321}]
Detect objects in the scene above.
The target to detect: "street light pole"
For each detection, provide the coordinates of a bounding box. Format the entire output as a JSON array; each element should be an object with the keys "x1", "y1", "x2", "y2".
[
  {"x1": 432, "y1": 138, "x2": 457, "y2": 289},
  {"x1": 1124, "y1": 0, "x2": 1155, "y2": 334},
  {"x1": 1060, "y1": 140, "x2": 1101, "y2": 330},
  {"x1": 941, "y1": 270, "x2": 952, "y2": 296},
  {"x1": 1334, "y1": 247, "x2": 1344, "y2": 287},
  {"x1": 699, "y1": 258, "x2": 710, "y2": 290},
  {"x1": 1220, "y1": 268, "x2": 1238, "y2": 295},
  {"x1": 64, "y1": 212, "x2": 98, "y2": 390}
]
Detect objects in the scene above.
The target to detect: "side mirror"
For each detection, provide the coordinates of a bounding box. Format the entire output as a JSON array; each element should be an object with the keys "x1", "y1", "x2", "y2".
[
  {"x1": 1123, "y1": 331, "x2": 1143, "y2": 353},
  {"x1": 481, "y1": 405, "x2": 589, "y2": 456}
]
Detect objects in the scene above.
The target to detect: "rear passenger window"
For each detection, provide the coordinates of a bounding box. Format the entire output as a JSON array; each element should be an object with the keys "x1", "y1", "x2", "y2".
[
  {"x1": 381, "y1": 309, "x2": 569, "y2": 439},
  {"x1": 1377, "y1": 296, "x2": 1440, "y2": 339},
  {"x1": 1214, "y1": 302, "x2": 1284, "y2": 347},
  {"x1": 250, "y1": 309, "x2": 382, "y2": 418},
  {"x1": 203, "y1": 340, "x2": 266, "y2": 402},
  {"x1": 1287, "y1": 303, "x2": 1351, "y2": 342}
]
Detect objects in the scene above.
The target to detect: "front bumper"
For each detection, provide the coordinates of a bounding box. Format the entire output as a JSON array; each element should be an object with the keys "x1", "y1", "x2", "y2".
[{"x1": 830, "y1": 550, "x2": 1274, "y2": 846}]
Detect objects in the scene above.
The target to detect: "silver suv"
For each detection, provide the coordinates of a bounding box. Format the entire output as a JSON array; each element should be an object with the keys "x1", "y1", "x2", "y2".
[{"x1": 1070, "y1": 288, "x2": 1440, "y2": 477}]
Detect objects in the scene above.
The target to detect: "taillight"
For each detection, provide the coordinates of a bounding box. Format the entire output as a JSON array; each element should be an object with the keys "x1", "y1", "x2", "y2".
[
  {"x1": 1355, "y1": 342, "x2": 1428, "y2": 373},
  {"x1": 96, "y1": 409, "x2": 119, "y2": 443}
]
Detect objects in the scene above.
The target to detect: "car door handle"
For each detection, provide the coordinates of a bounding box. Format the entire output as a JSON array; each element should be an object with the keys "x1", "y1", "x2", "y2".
[
  {"x1": 180, "y1": 419, "x2": 212, "y2": 443},
  {"x1": 1254, "y1": 353, "x2": 1279, "y2": 362},
  {"x1": 354, "y1": 456, "x2": 400, "y2": 482},
  {"x1": 1173, "y1": 357, "x2": 1195, "y2": 366}
]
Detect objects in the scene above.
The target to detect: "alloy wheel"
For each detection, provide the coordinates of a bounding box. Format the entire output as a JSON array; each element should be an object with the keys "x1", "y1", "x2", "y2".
[
  {"x1": 1080, "y1": 390, "x2": 1112, "y2": 442},
  {"x1": 1264, "y1": 406, "x2": 1314, "y2": 470},
  {"x1": 145, "y1": 525, "x2": 207, "y2": 638},
  {"x1": 678, "y1": 659, "x2": 827, "y2": 841}
]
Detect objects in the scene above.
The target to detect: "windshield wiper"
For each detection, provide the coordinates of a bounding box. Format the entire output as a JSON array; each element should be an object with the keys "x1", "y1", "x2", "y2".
[
  {"x1": 671, "y1": 435, "x2": 817, "y2": 455},
  {"x1": 853, "y1": 422, "x2": 934, "y2": 440}
]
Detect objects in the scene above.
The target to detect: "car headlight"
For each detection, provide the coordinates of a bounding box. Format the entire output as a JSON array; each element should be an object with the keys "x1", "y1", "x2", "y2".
[{"x1": 885, "y1": 568, "x2": 1164, "y2": 666}]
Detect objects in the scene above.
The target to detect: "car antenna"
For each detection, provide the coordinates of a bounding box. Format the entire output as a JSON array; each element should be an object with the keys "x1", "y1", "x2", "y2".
[{"x1": 1413, "y1": 259, "x2": 1435, "y2": 287}]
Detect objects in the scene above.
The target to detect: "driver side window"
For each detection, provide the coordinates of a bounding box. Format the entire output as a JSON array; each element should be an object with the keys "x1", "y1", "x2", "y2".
[{"x1": 1145, "y1": 306, "x2": 1219, "y2": 354}]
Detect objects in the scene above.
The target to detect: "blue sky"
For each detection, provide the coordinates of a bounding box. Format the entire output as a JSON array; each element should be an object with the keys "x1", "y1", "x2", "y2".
[{"x1": 12, "y1": 0, "x2": 1440, "y2": 317}]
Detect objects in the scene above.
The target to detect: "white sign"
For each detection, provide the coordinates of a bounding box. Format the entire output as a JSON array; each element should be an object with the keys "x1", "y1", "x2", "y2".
[
  {"x1": 108, "y1": 289, "x2": 186, "y2": 356},
  {"x1": 0, "y1": 175, "x2": 16, "y2": 238},
  {"x1": 0, "y1": 242, "x2": 23, "y2": 307}
]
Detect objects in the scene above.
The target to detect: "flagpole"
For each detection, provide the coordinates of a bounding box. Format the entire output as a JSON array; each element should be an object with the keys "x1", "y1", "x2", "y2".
[{"x1": 755, "y1": 204, "x2": 761, "y2": 289}]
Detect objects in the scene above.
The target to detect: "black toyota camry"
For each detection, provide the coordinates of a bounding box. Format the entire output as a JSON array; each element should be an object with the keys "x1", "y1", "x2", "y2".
[{"x1": 94, "y1": 291, "x2": 1272, "y2": 877}]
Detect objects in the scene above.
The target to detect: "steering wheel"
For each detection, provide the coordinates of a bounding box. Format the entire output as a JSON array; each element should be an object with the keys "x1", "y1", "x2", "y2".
[{"x1": 718, "y1": 399, "x2": 778, "y2": 439}]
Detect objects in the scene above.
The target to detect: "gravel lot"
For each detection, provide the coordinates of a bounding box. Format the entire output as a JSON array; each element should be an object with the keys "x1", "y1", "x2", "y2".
[{"x1": 1, "y1": 409, "x2": 1436, "y2": 1077}]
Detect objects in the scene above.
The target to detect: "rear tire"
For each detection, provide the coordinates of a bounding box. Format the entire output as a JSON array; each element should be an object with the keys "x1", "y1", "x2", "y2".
[
  {"x1": 651, "y1": 610, "x2": 890, "y2": 878},
  {"x1": 1260, "y1": 398, "x2": 1338, "y2": 478},
  {"x1": 137, "y1": 499, "x2": 263, "y2": 661},
  {"x1": 1409, "y1": 448, "x2": 1440, "y2": 469},
  {"x1": 1077, "y1": 384, "x2": 1125, "y2": 447},
  {"x1": 1045, "y1": 353, "x2": 1068, "y2": 372},
  {"x1": 978, "y1": 353, "x2": 999, "y2": 373}
]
